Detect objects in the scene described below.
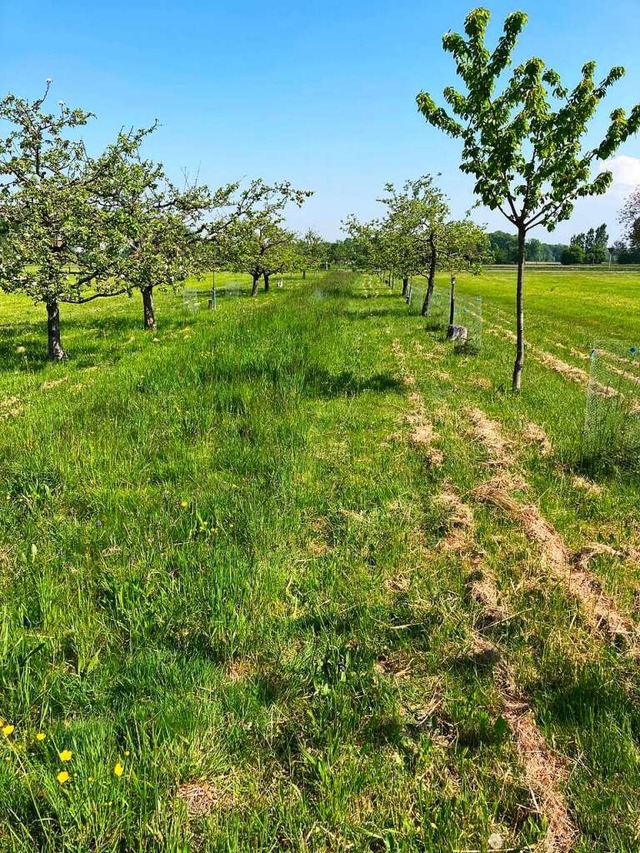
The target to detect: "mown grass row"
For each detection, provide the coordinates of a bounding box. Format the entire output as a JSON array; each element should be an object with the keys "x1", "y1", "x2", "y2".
[{"x1": 0, "y1": 270, "x2": 638, "y2": 851}]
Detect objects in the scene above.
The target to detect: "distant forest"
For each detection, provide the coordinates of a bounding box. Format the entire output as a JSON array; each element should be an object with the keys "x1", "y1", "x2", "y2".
[
  {"x1": 324, "y1": 226, "x2": 640, "y2": 268},
  {"x1": 488, "y1": 231, "x2": 565, "y2": 263}
]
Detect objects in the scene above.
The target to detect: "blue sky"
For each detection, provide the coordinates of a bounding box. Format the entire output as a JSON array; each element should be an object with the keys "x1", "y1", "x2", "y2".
[{"x1": 2, "y1": 0, "x2": 639, "y2": 242}]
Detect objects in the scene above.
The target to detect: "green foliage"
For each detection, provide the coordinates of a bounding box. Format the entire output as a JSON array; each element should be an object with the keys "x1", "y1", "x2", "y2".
[
  {"x1": 417, "y1": 9, "x2": 640, "y2": 233},
  {"x1": 440, "y1": 218, "x2": 490, "y2": 273},
  {"x1": 560, "y1": 244, "x2": 585, "y2": 265},
  {"x1": 618, "y1": 186, "x2": 640, "y2": 249},
  {"x1": 416, "y1": 6, "x2": 640, "y2": 389},
  {"x1": 221, "y1": 181, "x2": 312, "y2": 290},
  {"x1": 0, "y1": 83, "x2": 220, "y2": 348},
  {"x1": 1, "y1": 271, "x2": 639, "y2": 850},
  {"x1": 0, "y1": 83, "x2": 133, "y2": 310},
  {"x1": 488, "y1": 232, "x2": 565, "y2": 263},
  {"x1": 297, "y1": 228, "x2": 327, "y2": 272},
  {"x1": 614, "y1": 244, "x2": 640, "y2": 264},
  {"x1": 103, "y1": 158, "x2": 217, "y2": 294},
  {"x1": 375, "y1": 175, "x2": 450, "y2": 277},
  {"x1": 344, "y1": 178, "x2": 488, "y2": 286},
  {"x1": 323, "y1": 237, "x2": 373, "y2": 269},
  {"x1": 568, "y1": 224, "x2": 608, "y2": 264},
  {"x1": 340, "y1": 215, "x2": 386, "y2": 271}
]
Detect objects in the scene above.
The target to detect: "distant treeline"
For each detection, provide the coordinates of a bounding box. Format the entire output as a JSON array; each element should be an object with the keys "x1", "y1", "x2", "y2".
[
  {"x1": 323, "y1": 227, "x2": 640, "y2": 267},
  {"x1": 611, "y1": 244, "x2": 640, "y2": 264},
  {"x1": 488, "y1": 226, "x2": 640, "y2": 265},
  {"x1": 488, "y1": 231, "x2": 565, "y2": 263}
]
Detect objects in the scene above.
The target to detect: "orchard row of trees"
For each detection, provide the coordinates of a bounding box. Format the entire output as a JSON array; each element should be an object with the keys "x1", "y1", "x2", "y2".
[
  {"x1": 341, "y1": 175, "x2": 489, "y2": 318},
  {"x1": 0, "y1": 82, "x2": 329, "y2": 359},
  {"x1": 3, "y1": 8, "x2": 640, "y2": 392}
]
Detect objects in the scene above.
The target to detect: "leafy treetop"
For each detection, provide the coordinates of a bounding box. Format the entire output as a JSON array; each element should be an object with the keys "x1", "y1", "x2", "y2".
[{"x1": 416, "y1": 7, "x2": 640, "y2": 234}]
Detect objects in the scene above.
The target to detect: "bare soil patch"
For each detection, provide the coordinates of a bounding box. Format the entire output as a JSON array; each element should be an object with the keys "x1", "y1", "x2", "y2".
[{"x1": 176, "y1": 780, "x2": 235, "y2": 817}]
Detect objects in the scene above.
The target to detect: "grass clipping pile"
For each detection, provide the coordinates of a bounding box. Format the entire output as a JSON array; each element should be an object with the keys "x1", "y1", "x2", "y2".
[{"x1": 392, "y1": 339, "x2": 443, "y2": 466}]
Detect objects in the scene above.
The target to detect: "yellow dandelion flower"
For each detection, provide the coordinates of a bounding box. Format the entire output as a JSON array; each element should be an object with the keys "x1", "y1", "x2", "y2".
[
  {"x1": 36, "y1": 733, "x2": 46, "y2": 741},
  {"x1": 2, "y1": 724, "x2": 14, "y2": 736},
  {"x1": 114, "y1": 762, "x2": 124, "y2": 777},
  {"x1": 59, "y1": 749, "x2": 73, "y2": 762},
  {"x1": 57, "y1": 771, "x2": 70, "y2": 785},
  {"x1": 88, "y1": 776, "x2": 95, "y2": 783},
  {"x1": 124, "y1": 750, "x2": 130, "y2": 756},
  {"x1": 180, "y1": 500, "x2": 188, "y2": 508}
]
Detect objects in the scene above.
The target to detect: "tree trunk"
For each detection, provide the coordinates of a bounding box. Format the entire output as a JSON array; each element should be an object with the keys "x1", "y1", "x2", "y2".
[
  {"x1": 46, "y1": 299, "x2": 66, "y2": 361},
  {"x1": 512, "y1": 226, "x2": 526, "y2": 391},
  {"x1": 251, "y1": 274, "x2": 260, "y2": 297},
  {"x1": 421, "y1": 234, "x2": 437, "y2": 316},
  {"x1": 141, "y1": 286, "x2": 156, "y2": 330},
  {"x1": 302, "y1": 269, "x2": 306, "y2": 280},
  {"x1": 263, "y1": 272, "x2": 270, "y2": 292},
  {"x1": 448, "y1": 275, "x2": 456, "y2": 331},
  {"x1": 401, "y1": 277, "x2": 409, "y2": 298}
]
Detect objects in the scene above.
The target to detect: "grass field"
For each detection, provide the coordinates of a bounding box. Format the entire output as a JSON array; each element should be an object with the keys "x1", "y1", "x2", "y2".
[{"x1": 0, "y1": 269, "x2": 639, "y2": 852}]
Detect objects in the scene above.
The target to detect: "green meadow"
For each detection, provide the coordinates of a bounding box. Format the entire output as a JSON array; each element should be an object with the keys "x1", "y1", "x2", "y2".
[{"x1": 0, "y1": 269, "x2": 639, "y2": 852}]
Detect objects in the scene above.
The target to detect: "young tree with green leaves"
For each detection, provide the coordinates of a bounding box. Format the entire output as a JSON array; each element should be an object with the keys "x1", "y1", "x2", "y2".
[
  {"x1": 223, "y1": 182, "x2": 311, "y2": 295},
  {"x1": 0, "y1": 82, "x2": 137, "y2": 359},
  {"x1": 439, "y1": 218, "x2": 490, "y2": 333},
  {"x1": 341, "y1": 216, "x2": 386, "y2": 275},
  {"x1": 298, "y1": 228, "x2": 326, "y2": 279},
  {"x1": 417, "y1": 7, "x2": 640, "y2": 389},
  {"x1": 376, "y1": 176, "x2": 450, "y2": 310}
]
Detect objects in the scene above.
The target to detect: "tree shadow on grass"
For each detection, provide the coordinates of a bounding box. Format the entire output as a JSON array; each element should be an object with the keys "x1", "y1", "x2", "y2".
[
  {"x1": 306, "y1": 368, "x2": 404, "y2": 398},
  {"x1": 535, "y1": 662, "x2": 635, "y2": 730},
  {"x1": 0, "y1": 312, "x2": 188, "y2": 375},
  {"x1": 0, "y1": 331, "x2": 132, "y2": 374},
  {"x1": 208, "y1": 360, "x2": 405, "y2": 400},
  {"x1": 338, "y1": 307, "x2": 406, "y2": 320},
  {"x1": 424, "y1": 319, "x2": 448, "y2": 333}
]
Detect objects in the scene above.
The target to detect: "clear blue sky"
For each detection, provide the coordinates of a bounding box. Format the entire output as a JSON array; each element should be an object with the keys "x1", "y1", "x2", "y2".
[{"x1": 2, "y1": 0, "x2": 639, "y2": 242}]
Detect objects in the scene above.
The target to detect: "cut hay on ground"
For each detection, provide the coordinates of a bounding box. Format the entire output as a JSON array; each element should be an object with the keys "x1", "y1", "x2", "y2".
[
  {"x1": 434, "y1": 482, "x2": 474, "y2": 552},
  {"x1": 522, "y1": 421, "x2": 553, "y2": 456},
  {"x1": 571, "y1": 475, "x2": 603, "y2": 496},
  {"x1": 474, "y1": 481, "x2": 638, "y2": 647},
  {"x1": 0, "y1": 396, "x2": 23, "y2": 419},
  {"x1": 467, "y1": 407, "x2": 514, "y2": 467},
  {"x1": 393, "y1": 339, "x2": 443, "y2": 466},
  {"x1": 176, "y1": 780, "x2": 234, "y2": 817},
  {"x1": 499, "y1": 676, "x2": 577, "y2": 853}
]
